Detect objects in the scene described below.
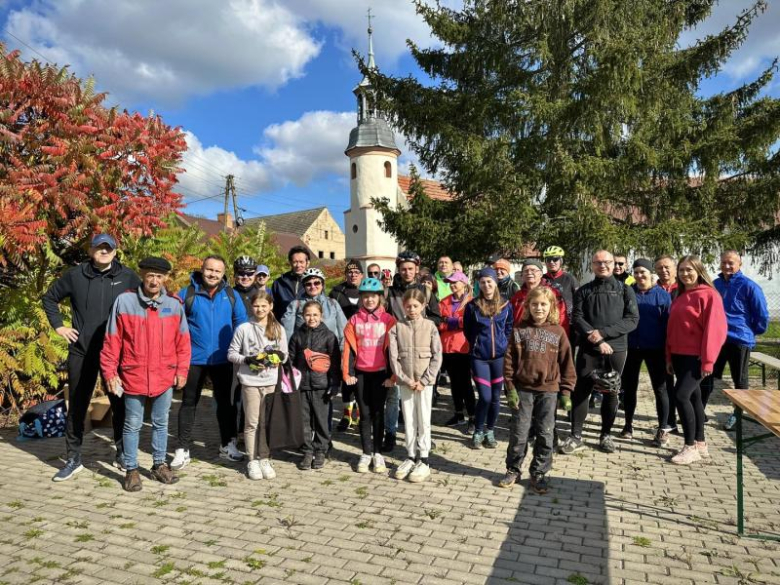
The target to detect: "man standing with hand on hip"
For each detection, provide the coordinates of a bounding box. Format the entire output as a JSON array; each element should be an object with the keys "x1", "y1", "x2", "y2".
[{"x1": 43, "y1": 234, "x2": 141, "y2": 481}]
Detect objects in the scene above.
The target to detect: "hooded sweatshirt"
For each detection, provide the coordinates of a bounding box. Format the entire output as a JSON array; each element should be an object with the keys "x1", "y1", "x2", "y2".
[
  {"x1": 504, "y1": 322, "x2": 576, "y2": 395},
  {"x1": 227, "y1": 320, "x2": 288, "y2": 387},
  {"x1": 666, "y1": 284, "x2": 728, "y2": 370}
]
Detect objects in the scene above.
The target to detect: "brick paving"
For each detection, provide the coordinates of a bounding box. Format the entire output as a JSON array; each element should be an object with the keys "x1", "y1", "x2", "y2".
[{"x1": 1, "y1": 375, "x2": 779, "y2": 585}]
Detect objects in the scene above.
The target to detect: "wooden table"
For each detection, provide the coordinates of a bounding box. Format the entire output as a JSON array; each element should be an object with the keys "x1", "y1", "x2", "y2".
[{"x1": 723, "y1": 389, "x2": 780, "y2": 541}]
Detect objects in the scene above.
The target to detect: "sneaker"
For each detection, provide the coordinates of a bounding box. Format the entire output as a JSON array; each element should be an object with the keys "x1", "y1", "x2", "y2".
[
  {"x1": 356, "y1": 454, "x2": 372, "y2": 473},
  {"x1": 123, "y1": 469, "x2": 143, "y2": 492},
  {"x1": 619, "y1": 428, "x2": 633, "y2": 440},
  {"x1": 372, "y1": 453, "x2": 387, "y2": 474},
  {"x1": 445, "y1": 413, "x2": 466, "y2": 427},
  {"x1": 113, "y1": 452, "x2": 126, "y2": 472},
  {"x1": 246, "y1": 460, "x2": 263, "y2": 480},
  {"x1": 297, "y1": 453, "x2": 314, "y2": 470},
  {"x1": 652, "y1": 429, "x2": 670, "y2": 448},
  {"x1": 599, "y1": 435, "x2": 616, "y2": 453},
  {"x1": 498, "y1": 469, "x2": 520, "y2": 489},
  {"x1": 394, "y1": 459, "x2": 416, "y2": 480},
  {"x1": 219, "y1": 438, "x2": 245, "y2": 462},
  {"x1": 381, "y1": 432, "x2": 396, "y2": 453},
  {"x1": 530, "y1": 474, "x2": 549, "y2": 494},
  {"x1": 258, "y1": 458, "x2": 276, "y2": 479},
  {"x1": 466, "y1": 418, "x2": 476, "y2": 435},
  {"x1": 483, "y1": 430, "x2": 497, "y2": 449},
  {"x1": 52, "y1": 458, "x2": 84, "y2": 482},
  {"x1": 407, "y1": 461, "x2": 431, "y2": 483},
  {"x1": 558, "y1": 435, "x2": 584, "y2": 455},
  {"x1": 669, "y1": 427, "x2": 681, "y2": 436},
  {"x1": 724, "y1": 414, "x2": 737, "y2": 431},
  {"x1": 170, "y1": 448, "x2": 190, "y2": 471},
  {"x1": 336, "y1": 416, "x2": 352, "y2": 432},
  {"x1": 150, "y1": 463, "x2": 179, "y2": 485},
  {"x1": 696, "y1": 441, "x2": 710, "y2": 459},
  {"x1": 671, "y1": 444, "x2": 701, "y2": 465},
  {"x1": 471, "y1": 431, "x2": 485, "y2": 450},
  {"x1": 312, "y1": 452, "x2": 326, "y2": 469}
]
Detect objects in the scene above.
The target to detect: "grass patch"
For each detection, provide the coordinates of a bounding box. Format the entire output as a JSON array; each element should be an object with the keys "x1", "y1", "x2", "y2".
[
  {"x1": 201, "y1": 474, "x2": 227, "y2": 487},
  {"x1": 6, "y1": 501, "x2": 23, "y2": 509},
  {"x1": 175, "y1": 506, "x2": 187, "y2": 513},
  {"x1": 152, "y1": 562, "x2": 175, "y2": 578},
  {"x1": 203, "y1": 539, "x2": 218, "y2": 547},
  {"x1": 118, "y1": 523, "x2": 135, "y2": 530},
  {"x1": 206, "y1": 560, "x2": 226, "y2": 570},
  {"x1": 424, "y1": 509, "x2": 441, "y2": 520},
  {"x1": 321, "y1": 479, "x2": 334, "y2": 486},
  {"x1": 354, "y1": 486, "x2": 368, "y2": 499},
  {"x1": 74, "y1": 533, "x2": 94, "y2": 542},
  {"x1": 151, "y1": 544, "x2": 170, "y2": 555},
  {"x1": 567, "y1": 574, "x2": 590, "y2": 585},
  {"x1": 23, "y1": 529, "x2": 43, "y2": 539},
  {"x1": 337, "y1": 475, "x2": 350, "y2": 482},
  {"x1": 355, "y1": 521, "x2": 373, "y2": 529},
  {"x1": 632, "y1": 536, "x2": 652, "y2": 548},
  {"x1": 65, "y1": 520, "x2": 89, "y2": 529},
  {"x1": 245, "y1": 556, "x2": 265, "y2": 570},
  {"x1": 251, "y1": 493, "x2": 282, "y2": 508}
]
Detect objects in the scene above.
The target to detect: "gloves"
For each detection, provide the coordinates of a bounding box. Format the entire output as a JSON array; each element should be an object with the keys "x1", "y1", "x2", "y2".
[
  {"x1": 245, "y1": 356, "x2": 261, "y2": 367},
  {"x1": 506, "y1": 385, "x2": 519, "y2": 410},
  {"x1": 558, "y1": 395, "x2": 572, "y2": 412},
  {"x1": 446, "y1": 317, "x2": 460, "y2": 331}
]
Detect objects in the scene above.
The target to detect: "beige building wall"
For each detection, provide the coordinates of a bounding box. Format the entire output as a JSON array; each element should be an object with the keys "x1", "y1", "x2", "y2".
[{"x1": 302, "y1": 208, "x2": 346, "y2": 260}]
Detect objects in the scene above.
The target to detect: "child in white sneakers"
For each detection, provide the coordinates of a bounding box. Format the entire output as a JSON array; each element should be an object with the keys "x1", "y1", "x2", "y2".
[
  {"x1": 228, "y1": 291, "x2": 288, "y2": 480},
  {"x1": 388, "y1": 289, "x2": 442, "y2": 482}
]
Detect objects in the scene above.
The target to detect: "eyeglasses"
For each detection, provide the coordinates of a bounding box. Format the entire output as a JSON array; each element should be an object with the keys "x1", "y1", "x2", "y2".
[
  {"x1": 304, "y1": 281, "x2": 323, "y2": 287},
  {"x1": 546, "y1": 257, "x2": 562, "y2": 262},
  {"x1": 368, "y1": 271, "x2": 380, "y2": 277},
  {"x1": 236, "y1": 272, "x2": 255, "y2": 277},
  {"x1": 347, "y1": 270, "x2": 362, "y2": 276},
  {"x1": 592, "y1": 260, "x2": 613, "y2": 265},
  {"x1": 615, "y1": 262, "x2": 625, "y2": 267}
]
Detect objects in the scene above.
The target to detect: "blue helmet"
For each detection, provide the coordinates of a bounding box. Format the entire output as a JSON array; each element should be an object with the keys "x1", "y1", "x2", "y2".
[{"x1": 358, "y1": 277, "x2": 384, "y2": 293}]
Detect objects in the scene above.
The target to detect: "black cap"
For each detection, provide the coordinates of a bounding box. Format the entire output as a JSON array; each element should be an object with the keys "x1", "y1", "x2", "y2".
[
  {"x1": 632, "y1": 258, "x2": 654, "y2": 272},
  {"x1": 138, "y1": 256, "x2": 172, "y2": 274}
]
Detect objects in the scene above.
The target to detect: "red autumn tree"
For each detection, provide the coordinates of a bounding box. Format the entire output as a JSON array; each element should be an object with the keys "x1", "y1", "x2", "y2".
[{"x1": 0, "y1": 44, "x2": 186, "y2": 406}]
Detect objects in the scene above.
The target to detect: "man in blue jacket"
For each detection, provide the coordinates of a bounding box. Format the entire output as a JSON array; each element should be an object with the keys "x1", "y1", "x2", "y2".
[
  {"x1": 171, "y1": 255, "x2": 248, "y2": 470},
  {"x1": 701, "y1": 250, "x2": 769, "y2": 430},
  {"x1": 271, "y1": 245, "x2": 310, "y2": 320}
]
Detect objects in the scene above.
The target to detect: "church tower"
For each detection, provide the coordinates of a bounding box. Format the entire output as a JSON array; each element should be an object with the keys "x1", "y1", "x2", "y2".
[{"x1": 344, "y1": 13, "x2": 404, "y2": 271}]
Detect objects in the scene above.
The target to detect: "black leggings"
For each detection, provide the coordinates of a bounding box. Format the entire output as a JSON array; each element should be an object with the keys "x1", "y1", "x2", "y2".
[
  {"x1": 442, "y1": 353, "x2": 475, "y2": 416},
  {"x1": 571, "y1": 351, "x2": 627, "y2": 438},
  {"x1": 621, "y1": 348, "x2": 668, "y2": 431},
  {"x1": 699, "y1": 342, "x2": 750, "y2": 409},
  {"x1": 672, "y1": 354, "x2": 706, "y2": 446},
  {"x1": 354, "y1": 370, "x2": 390, "y2": 455}
]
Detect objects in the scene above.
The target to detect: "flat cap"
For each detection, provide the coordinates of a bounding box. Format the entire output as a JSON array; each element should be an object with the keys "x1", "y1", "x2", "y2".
[{"x1": 138, "y1": 256, "x2": 172, "y2": 273}]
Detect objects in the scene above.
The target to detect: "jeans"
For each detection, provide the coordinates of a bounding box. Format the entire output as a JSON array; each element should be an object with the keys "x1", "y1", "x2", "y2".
[
  {"x1": 699, "y1": 342, "x2": 750, "y2": 409},
  {"x1": 622, "y1": 348, "x2": 668, "y2": 431},
  {"x1": 443, "y1": 353, "x2": 475, "y2": 416},
  {"x1": 384, "y1": 384, "x2": 401, "y2": 435},
  {"x1": 178, "y1": 363, "x2": 236, "y2": 449},
  {"x1": 65, "y1": 352, "x2": 124, "y2": 460},
  {"x1": 355, "y1": 370, "x2": 389, "y2": 455},
  {"x1": 672, "y1": 354, "x2": 706, "y2": 446},
  {"x1": 571, "y1": 351, "x2": 627, "y2": 438},
  {"x1": 506, "y1": 390, "x2": 557, "y2": 476},
  {"x1": 123, "y1": 389, "x2": 173, "y2": 471},
  {"x1": 472, "y1": 357, "x2": 504, "y2": 432}
]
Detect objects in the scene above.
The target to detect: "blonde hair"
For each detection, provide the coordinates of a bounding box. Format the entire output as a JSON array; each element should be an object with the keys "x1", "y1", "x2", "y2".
[
  {"x1": 521, "y1": 287, "x2": 559, "y2": 325},
  {"x1": 249, "y1": 290, "x2": 282, "y2": 341},
  {"x1": 677, "y1": 255, "x2": 715, "y2": 289}
]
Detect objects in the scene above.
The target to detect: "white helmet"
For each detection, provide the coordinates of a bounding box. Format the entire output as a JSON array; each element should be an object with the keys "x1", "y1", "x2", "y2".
[{"x1": 301, "y1": 267, "x2": 326, "y2": 284}]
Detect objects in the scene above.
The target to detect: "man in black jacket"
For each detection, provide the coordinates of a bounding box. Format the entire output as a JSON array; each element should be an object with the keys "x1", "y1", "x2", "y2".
[
  {"x1": 42, "y1": 234, "x2": 141, "y2": 481},
  {"x1": 559, "y1": 250, "x2": 639, "y2": 456},
  {"x1": 382, "y1": 251, "x2": 442, "y2": 452},
  {"x1": 330, "y1": 258, "x2": 363, "y2": 431},
  {"x1": 271, "y1": 245, "x2": 310, "y2": 320}
]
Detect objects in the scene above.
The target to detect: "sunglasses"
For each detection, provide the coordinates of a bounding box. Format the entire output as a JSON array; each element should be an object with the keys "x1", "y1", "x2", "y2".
[
  {"x1": 368, "y1": 271, "x2": 380, "y2": 277},
  {"x1": 615, "y1": 262, "x2": 625, "y2": 267},
  {"x1": 546, "y1": 257, "x2": 562, "y2": 262},
  {"x1": 236, "y1": 271, "x2": 255, "y2": 277},
  {"x1": 304, "y1": 281, "x2": 323, "y2": 287}
]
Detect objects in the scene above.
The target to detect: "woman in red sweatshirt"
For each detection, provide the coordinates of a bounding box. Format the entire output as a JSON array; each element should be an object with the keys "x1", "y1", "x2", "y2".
[{"x1": 666, "y1": 255, "x2": 727, "y2": 465}]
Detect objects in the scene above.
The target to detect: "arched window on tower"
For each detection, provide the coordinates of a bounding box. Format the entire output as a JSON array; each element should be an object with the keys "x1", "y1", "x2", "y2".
[
  {"x1": 384, "y1": 161, "x2": 392, "y2": 178},
  {"x1": 351, "y1": 163, "x2": 357, "y2": 180}
]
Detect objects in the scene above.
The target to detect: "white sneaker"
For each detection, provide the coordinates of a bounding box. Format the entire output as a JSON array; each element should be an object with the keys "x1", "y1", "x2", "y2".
[
  {"x1": 247, "y1": 460, "x2": 263, "y2": 481},
  {"x1": 356, "y1": 454, "x2": 372, "y2": 473},
  {"x1": 372, "y1": 453, "x2": 387, "y2": 474},
  {"x1": 394, "y1": 459, "x2": 416, "y2": 480},
  {"x1": 408, "y1": 461, "x2": 431, "y2": 483},
  {"x1": 219, "y1": 438, "x2": 245, "y2": 462},
  {"x1": 258, "y1": 459, "x2": 276, "y2": 480},
  {"x1": 170, "y1": 448, "x2": 190, "y2": 471}
]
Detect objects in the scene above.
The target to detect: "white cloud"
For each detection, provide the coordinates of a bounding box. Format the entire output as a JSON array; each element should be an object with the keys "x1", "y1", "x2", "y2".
[{"x1": 4, "y1": 0, "x2": 321, "y2": 104}]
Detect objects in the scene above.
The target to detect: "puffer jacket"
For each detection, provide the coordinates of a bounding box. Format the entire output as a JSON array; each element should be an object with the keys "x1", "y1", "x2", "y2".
[
  {"x1": 270, "y1": 270, "x2": 306, "y2": 320},
  {"x1": 288, "y1": 322, "x2": 341, "y2": 390},
  {"x1": 227, "y1": 321, "x2": 288, "y2": 387},
  {"x1": 438, "y1": 293, "x2": 471, "y2": 354},
  {"x1": 388, "y1": 317, "x2": 443, "y2": 388},
  {"x1": 714, "y1": 271, "x2": 769, "y2": 348},
  {"x1": 100, "y1": 287, "x2": 191, "y2": 397},
  {"x1": 463, "y1": 299, "x2": 514, "y2": 360},
  {"x1": 178, "y1": 272, "x2": 248, "y2": 365},
  {"x1": 281, "y1": 293, "x2": 347, "y2": 348}
]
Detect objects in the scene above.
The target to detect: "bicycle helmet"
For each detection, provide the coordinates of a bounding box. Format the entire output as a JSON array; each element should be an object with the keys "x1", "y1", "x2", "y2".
[
  {"x1": 358, "y1": 277, "x2": 384, "y2": 293},
  {"x1": 301, "y1": 267, "x2": 326, "y2": 284},
  {"x1": 234, "y1": 255, "x2": 257, "y2": 273},
  {"x1": 396, "y1": 251, "x2": 421, "y2": 266},
  {"x1": 591, "y1": 368, "x2": 622, "y2": 395},
  {"x1": 543, "y1": 246, "x2": 565, "y2": 259}
]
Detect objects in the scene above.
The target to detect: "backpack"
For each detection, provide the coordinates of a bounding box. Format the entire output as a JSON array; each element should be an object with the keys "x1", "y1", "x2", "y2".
[
  {"x1": 17, "y1": 399, "x2": 67, "y2": 441},
  {"x1": 184, "y1": 284, "x2": 236, "y2": 316}
]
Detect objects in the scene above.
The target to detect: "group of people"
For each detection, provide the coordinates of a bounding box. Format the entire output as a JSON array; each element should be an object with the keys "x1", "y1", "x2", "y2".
[{"x1": 43, "y1": 234, "x2": 769, "y2": 493}]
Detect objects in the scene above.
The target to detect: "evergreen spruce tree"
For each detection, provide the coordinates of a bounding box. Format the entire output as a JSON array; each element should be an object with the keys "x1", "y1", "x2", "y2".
[{"x1": 369, "y1": 0, "x2": 780, "y2": 272}]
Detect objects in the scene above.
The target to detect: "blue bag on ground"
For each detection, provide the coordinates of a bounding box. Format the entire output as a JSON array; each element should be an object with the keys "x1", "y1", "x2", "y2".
[{"x1": 17, "y1": 399, "x2": 67, "y2": 440}]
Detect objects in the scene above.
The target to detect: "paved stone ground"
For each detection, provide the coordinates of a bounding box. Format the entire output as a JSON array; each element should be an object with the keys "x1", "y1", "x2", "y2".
[{"x1": 1, "y1": 374, "x2": 779, "y2": 585}]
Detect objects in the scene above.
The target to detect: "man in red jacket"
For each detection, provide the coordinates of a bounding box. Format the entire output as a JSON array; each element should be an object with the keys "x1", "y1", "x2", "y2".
[{"x1": 101, "y1": 257, "x2": 191, "y2": 492}]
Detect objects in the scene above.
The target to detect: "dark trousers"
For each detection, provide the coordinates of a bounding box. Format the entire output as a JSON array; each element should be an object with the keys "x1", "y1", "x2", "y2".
[
  {"x1": 442, "y1": 353, "x2": 475, "y2": 416},
  {"x1": 65, "y1": 352, "x2": 124, "y2": 460},
  {"x1": 506, "y1": 390, "x2": 557, "y2": 477},
  {"x1": 621, "y1": 348, "x2": 668, "y2": 431},
  {"x1": 700, "y1": 342, "x2": 750, "y2": 409},
  {"x1": 341, "y1": 381, "x2": 357, "y2": 404},
  {"x1": 571, "y1": 351, "x2": 627, "y2": 438},
  {"x1": 672, "y1": 354, "x2": 706, "y2": 445},
  {"x1": 178, "y1": 363, "x2": 236, "y2": 449},
  {"x1": 301, "y1": 389, "x2": 331, "y2": 455},
  {"x1": 354, "y1": 370, "x2": 389, "y2": 455}
]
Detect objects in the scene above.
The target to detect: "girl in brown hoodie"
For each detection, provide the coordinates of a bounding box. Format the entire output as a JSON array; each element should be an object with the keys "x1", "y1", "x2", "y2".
[{"x1": 500, "y1": 287, "x2": 576, "y2": 494}]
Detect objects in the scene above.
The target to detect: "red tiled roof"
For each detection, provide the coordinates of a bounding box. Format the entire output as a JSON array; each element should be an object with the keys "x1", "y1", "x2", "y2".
[
  {"x1": 177, "y1": 213, "x2": 310, "y2": 255},
  {"x1": 398, "y1": 175, "x2": 455, "y2": 201}
]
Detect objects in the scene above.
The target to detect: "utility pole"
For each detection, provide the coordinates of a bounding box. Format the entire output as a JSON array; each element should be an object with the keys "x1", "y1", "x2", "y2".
[{"x1": 223, "y1": 174, "x2": 233, "y2": 229}]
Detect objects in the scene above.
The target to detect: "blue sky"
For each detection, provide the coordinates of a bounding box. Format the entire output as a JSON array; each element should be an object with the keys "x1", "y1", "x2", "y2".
[{"x1": 2, "y1": 0, "x2": 778, "y2": 229}]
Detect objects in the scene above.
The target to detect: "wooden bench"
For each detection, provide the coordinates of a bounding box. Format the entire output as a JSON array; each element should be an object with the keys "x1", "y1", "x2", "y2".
[
  {"x1": 723, "y1": 389, "x2": 780, "y2": 541},
  {"x1": 749, "y1": 351, "x2": 780, "y2": 389}
]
